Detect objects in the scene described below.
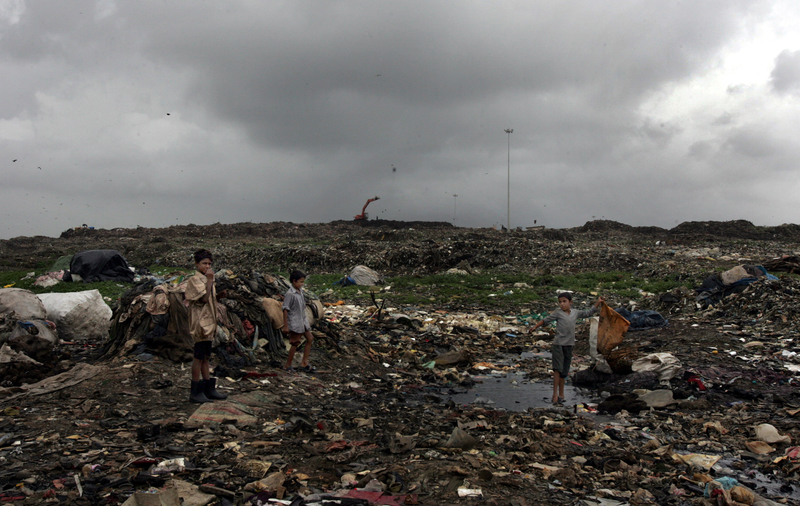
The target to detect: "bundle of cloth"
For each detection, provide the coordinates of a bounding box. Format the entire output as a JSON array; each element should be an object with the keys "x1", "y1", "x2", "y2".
[{"x1": 695, "y1": 264, "x2": 778, "y2": 308}]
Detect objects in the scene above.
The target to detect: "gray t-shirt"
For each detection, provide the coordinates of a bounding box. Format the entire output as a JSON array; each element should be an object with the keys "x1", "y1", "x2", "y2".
[
  {"x1": 542, "y1": 306, "x2": 598, "y2": 346},
  {"x1": 282, "y1": 286, "x2": 310, "y2": 333}
]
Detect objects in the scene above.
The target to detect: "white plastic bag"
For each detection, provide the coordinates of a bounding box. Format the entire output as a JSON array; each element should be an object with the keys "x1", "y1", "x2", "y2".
[
  {"x1": 631, "y1": 352, "x2": 682, "y2": 382},
  {"x1": 37, "y1": 290, "x2": 112, "y2": 341},
  {"x1": 0, "y1": 288, "x2": 47, "y2": 320}
]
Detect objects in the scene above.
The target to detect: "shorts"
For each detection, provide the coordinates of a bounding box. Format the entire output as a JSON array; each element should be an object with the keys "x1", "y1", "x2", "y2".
[
  {"x1": 288, "y1": 331, "x2": 310, "y2": 347},
  {"x1": 551, "y1": 345, "x2": 573, "y2": 377},
  {"x1": 194, "y1": 341, "x2": 212, "y2": 360}
]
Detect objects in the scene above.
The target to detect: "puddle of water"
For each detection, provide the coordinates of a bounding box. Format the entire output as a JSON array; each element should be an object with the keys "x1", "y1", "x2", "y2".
[
  {"x1": 717, "y1": 458, "x2": 800, "y2": 502},
  {"x1": 519, "y1": 351, "x2": 552, "y2": 360},
  {"x1": 448, "y1": 372, "x2": 598, "y2": 411}
]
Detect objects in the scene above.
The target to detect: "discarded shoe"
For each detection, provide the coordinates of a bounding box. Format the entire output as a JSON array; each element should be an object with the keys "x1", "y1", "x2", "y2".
[
  {"x1": 203, "y1": 377, "x2": 228, "y2": 400},
  {"x1": 189, "y1": 380, "x2": 211, "y2": 403}
]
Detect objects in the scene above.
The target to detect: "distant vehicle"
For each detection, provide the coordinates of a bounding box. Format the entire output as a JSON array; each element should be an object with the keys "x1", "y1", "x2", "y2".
[{"x1": 354, "y1": 196, "x2": 380, "y2": 221}]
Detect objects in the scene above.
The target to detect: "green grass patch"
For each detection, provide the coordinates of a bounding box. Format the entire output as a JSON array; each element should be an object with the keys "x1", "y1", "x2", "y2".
[
  {"x1": 0, "y1": 269, "x2": 131, "y2": 304},
  {"x1": 305, "y1": 273, "x2": 363, "y2": 300},
  {"x1": 304, "y1": 269, "x2": 685, "y2": 308},
  {"x1": 0, "y1": 266, "x2": 687, "y2": 315},
  {"x1": 548, "y1": 271, "x2": 682, "y2": 296}
]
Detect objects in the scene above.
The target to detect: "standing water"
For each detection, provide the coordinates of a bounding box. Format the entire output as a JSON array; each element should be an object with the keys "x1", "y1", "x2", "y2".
[{"x1": 448, "y1": 371, "x2": 598, "y2": 411}]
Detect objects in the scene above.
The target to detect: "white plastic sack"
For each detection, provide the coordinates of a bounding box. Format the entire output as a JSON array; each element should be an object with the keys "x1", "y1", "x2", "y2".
[
  {"x1": 755, "y1": 423, "x2": 792, "y2": 444},
  {"x1": 349, "y1": 265, "x2": 383, "y2": 286},
  {"x1": 588, "y1": 316, "x2": 613, "y2": 374},
  {"x1": 631, "y1": 352, "x2": 682, "y2": 382},
  {"x1": 638, "y1": 389, "x2": 679, "y2": 408},
  {"x1": 37, "y1": 290, "x2": 113, "y2": 341},
  {"x1": 589, "y1": 316, "x2": 600, "y2": 360},
  {"x1": 0, "y1": 288, "x2": 47, "y2": 320},
  {"x1": 721, "y1": 265, "x2": 750, "y2": 285}
]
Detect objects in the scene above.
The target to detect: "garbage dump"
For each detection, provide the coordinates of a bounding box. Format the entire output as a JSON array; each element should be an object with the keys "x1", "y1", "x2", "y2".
[
  {"x1": 0, "y1": 219, "x2": 798, "y2": 505},
  {"x1": 101, "y1": 269, "x2": 324, "y2": 369}
]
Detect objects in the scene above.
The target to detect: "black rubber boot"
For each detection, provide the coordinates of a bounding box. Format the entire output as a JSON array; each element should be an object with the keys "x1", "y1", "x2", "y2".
[
  {"x1": 203, "y1": 377, "x2": 228, "y2": 400},
  {"x1": 190, "y1": 380, "x2": 211, "y2": 403}
]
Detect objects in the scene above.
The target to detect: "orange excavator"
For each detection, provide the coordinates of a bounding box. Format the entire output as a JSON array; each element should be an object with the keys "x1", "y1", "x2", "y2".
[{"x1": 354, "y1": 196, "x2": 380, "y2": 221}]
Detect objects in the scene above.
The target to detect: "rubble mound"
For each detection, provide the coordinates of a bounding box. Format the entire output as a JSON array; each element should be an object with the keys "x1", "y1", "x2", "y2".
[
  {"x1": 573, "y1": 219, "x2": 668, "y2": 236},
  {"x1": 668, "y1": 219, "x2": 800, "y2": 240},
  {"x1": 2, "y1": 219, "x2": 799, "y2": 278},
  {"x1": 333, "y1": 219, "x2": 455, "y2": 229}
]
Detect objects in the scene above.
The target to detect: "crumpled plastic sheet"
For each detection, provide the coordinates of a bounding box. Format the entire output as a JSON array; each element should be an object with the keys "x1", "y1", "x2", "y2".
[
  {"x1": 631, "y1": 353, "x2": 682, "y2": 382},
  {"x1": 597, "y1": 302, "x2": 630, "y2": 356}
]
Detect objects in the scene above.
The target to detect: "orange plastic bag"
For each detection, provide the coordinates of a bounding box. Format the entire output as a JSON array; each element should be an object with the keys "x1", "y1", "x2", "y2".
[{"x1": 597, "y1": 302, "x2": 630, "y2": 356}]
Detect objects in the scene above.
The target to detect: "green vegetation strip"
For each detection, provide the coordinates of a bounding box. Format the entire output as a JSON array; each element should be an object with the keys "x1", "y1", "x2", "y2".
[
  {"x1": 307, "y1": 271, "x2": 684, "y2": 308},
  {"x1": 1, "y1": 268, "x2": 685, "y2": 311}
]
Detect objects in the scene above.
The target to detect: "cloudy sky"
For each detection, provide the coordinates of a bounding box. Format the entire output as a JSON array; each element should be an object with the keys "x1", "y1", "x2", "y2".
[{"x1": 2, "y1": 1, "x2": 800, "y2": 239}]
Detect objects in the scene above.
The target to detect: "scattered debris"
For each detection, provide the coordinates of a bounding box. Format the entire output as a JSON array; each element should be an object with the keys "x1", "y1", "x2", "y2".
[{"x1": 0, "y1": 219, "x2": 798, "y2": 505}]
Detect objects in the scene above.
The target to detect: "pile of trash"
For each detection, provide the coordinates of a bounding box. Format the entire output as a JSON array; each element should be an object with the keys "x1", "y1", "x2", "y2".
[
  {"x1": 695, "y1": 264, "x2": 779, "y2": 308},
  {"x1": 0, "y1": 288, "x2": 63, "y2": 385},
  {"x1": 101, "y1": 269, "x2": 324, "y2": 370},
  {"x1": 0, "y1": 287, "x2": 113, "y2": 386}
]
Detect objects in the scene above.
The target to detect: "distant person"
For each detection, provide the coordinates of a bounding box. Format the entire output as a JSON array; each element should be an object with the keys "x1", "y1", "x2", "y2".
[
  {"x1": 530, "y1": 292, "x2": 604, "y2": 405},
  {"x1": 185, "y1": 249, "x2": 228, "y2": 403},
  {"x1": 282, "y1": 270, "x2": 315, "y2": 372}
]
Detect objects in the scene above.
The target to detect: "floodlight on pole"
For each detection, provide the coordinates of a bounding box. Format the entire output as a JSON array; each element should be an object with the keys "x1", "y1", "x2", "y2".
[
  {"x1": 504, "y1": 128, "x2": 513, "y2": 231},
  {"x1": 452, "y1": 194, "x2": 458, "y2": 223}
]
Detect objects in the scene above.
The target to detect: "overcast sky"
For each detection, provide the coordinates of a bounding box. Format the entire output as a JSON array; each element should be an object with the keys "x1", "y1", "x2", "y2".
[{"x1": 2, "y1": 1, "x2": 800, "y2": 239}]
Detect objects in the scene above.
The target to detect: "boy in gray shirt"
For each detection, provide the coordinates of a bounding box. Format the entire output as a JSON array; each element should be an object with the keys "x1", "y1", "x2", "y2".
[
  {"x1": 531, "y1": 292, "x2": 604, "y2": 405},
  {"x1": 282, "y1": 270, "x2": 315, "y2": 372}
]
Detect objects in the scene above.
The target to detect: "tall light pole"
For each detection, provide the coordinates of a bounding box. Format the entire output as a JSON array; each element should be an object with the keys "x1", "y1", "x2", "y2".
[
  {"x1": 452, "y1": 194, "x2": 458, "y2": 223},
  {"x1": 504, "y1": 128, "x2": 513, "y2": 231}
]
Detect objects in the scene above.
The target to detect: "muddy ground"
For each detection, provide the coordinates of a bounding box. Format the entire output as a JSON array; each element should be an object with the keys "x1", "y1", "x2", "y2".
[{"x1": 0, "y1": 219, "x2": 799, "y2": 505}]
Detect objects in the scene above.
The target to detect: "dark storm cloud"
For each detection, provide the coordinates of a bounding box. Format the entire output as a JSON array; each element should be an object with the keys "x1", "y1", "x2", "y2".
[
  {"x1": 114, "y1": 1, "x2": 762, "y2": 153},
  {"x1": 0, "y1": 0, "x2": 797, "y2": 240},
  {"x1": 688, "y1": 140, "x2": 714, "y2": 160},
  {"x1": 723, "y1": 127, "x2": 780, "y2": 158},
  {"x1": 771, "y1": 49, "x2": 800, "y2": 93},
  {"x1": 1, "y1": 0, "x2": 125, "y2": 62},
  {"x1": 712, "y1": 112, "x2": 736, "y2": 127}
]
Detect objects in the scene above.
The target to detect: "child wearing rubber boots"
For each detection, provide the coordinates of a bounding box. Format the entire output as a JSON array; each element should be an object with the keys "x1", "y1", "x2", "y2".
[
  {"x1": 282, "y1": 270, "x2": 315, "y2": 372},
  {"x1": 184, "y1": 249, "x2": 228, "y2": 403},
  {"x1": 531, "y1": 292, "x2": 604, "y2": 405}
]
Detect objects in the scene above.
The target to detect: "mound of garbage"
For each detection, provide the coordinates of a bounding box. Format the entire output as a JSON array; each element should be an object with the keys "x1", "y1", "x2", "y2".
[{"x1": 101, "y1": 269, "x2": 324, "y2": 369}]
